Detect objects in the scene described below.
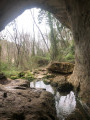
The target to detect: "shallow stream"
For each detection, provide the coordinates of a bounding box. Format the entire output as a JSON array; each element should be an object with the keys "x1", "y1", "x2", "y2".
[{"x1": 30, "y1": 80, "x2": 76, "y2": 120}]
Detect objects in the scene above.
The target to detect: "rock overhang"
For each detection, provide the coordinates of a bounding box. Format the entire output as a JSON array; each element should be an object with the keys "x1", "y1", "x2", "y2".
[{"x1": 0, "y1": 0, "x2": 70, "y2": 31}]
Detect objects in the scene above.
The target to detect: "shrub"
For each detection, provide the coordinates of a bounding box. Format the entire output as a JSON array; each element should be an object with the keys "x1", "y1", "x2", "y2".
[
  {"x1": 65, "y1": 53, "x2": 74, "y2": 61},
  {"x1": 1, "y1": 62, "x2": 9, "y2": 71},
  {"x1": 18, "y1": 72, "x2": 26, "y2": 78},
  {"x1": 3, "y1": 70, "x2": 19, "y2": 78},
  {"x1": 24, "y1": 71, "x2": 34, "y2": 81}
]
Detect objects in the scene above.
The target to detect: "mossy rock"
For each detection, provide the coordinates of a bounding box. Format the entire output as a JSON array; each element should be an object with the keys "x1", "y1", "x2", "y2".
[
  {"x1": 47, "y1": 62, "x2": 74, "y2": 74},
  {"x1": 43, "y1": 74, "x2": 55, "y2": 79},
  {"x1": 26, "y1": 76, "x2": 34, "y2": 82},
  {"x1": 43, "y1": 79, "x2": 51, "y2": 85},
  {"x1": 24, "y1": 71, "x2": 35, "y2": 81},
  {"x1": 10, "y1": 75, "x2": 19, "y2": 80},
  {"x1": 18, "y1": 71, "x2": 35, "y2": 80},
  {"x1": 18, "y1": 72, "x2": 26, "y2": 78}
]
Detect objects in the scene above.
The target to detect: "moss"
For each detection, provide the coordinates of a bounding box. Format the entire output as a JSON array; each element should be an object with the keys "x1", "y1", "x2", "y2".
[
  {"x1": 43, "y1": 74, "x2": 55, "y2": 79},
  {"x1": 18, "y1": 72, "x2": 26, "y2": 78},
  {"x1": 2, "y1": 70, "x2": 19, "y2": 78},
  {"x1": 17, "y1": 71, "x2": 34, "y2": 79},
  {"x1": 23, "y1": 71, "x2": 35, "y2": 81},
  {"x1": 43, "y1": 79, "x2": 51, "y2": 85},
  {"x1": 8, "y1": 70, "x2": 35, "y2": 81},
  {"x1": 10, "y1": 75, "x2": 19, "y2": 80}
]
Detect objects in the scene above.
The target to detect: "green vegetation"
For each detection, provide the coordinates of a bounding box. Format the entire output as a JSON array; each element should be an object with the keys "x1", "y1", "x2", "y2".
[
  {"x1": 1, "y1": 62, "x2": 19, "y2": 78},
  {"x1": 10, "y1": 75, "x2": 19, "y2": 80},
  {"x1": 0, "y1": 61, "x2": 34, "y2": 81},
  {"x1": 18, "y1": 71, "x2": 34, "y2": 80},
  {"x1": 43, "y1": 79, "x2": 51, "y2": 85}
]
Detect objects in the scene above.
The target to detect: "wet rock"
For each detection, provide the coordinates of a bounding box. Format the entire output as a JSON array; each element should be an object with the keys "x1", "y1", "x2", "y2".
[
  {"x1": 65, "y1": 108, "x2": 87, "y2": 120},
  {"x1": 51, "y1": 75, "x2": 66, "y2": 87},
  {"x1": 50, "y1": 75, "x2": 74, "y2": 94},
  {"x1": 51, "y1": 76, "x2": 66, "y2": 84},
  {"x1": 43, "y1": 79, "x2": 51, "y2": 85},
  {"x1": 47, "y1": 62, "x2": 74, "y2": 74},
  {"x1": 58, "y1": 83, "x2": 74, "y2": 93}
]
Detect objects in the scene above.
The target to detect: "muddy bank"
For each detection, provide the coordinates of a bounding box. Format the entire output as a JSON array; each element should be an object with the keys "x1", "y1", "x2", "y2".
[{"x1": 0, "y1": 79, "x2": 58, "y2": 120}]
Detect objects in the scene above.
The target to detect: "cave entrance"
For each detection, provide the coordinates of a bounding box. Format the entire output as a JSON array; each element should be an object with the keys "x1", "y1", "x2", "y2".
[{"x1": 0, "y1": 0, "x2": 90, "y2": 111}]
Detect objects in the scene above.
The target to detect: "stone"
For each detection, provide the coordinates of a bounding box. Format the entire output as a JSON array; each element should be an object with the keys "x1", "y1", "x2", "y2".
[
  {"x1": 43, "y1": 79, "x2": 51, "y2": 85},
  {"x1": 0, "y1": 88, "x2": 57, "y2": 120},
  {"x1": 65, "y1": 108, "x2": 89, "y2": 120},
  {"x1": 47, "y1": 62, "x2": 74, "y2": 74},
  {"x1": 51, "y1": 75, "x2": 66, "y2": 87},
  {"x1": 0, "y1": 79, "x2": 57, "y2": 120}
]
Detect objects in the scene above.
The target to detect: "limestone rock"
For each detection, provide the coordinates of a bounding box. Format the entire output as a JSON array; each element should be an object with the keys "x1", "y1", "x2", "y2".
[
  {"x1": 51, "y1": 75, "x2": 66, "y2": 87},
  {"x1": 0, "y1": 79, "x2": 57, "y2": 120},
  {"x1": 47, "y1": 62, "x2": 74, "y2": 74}
]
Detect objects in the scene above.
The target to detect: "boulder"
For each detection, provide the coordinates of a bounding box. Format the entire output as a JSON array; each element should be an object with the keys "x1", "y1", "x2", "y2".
[
  {"x1": 51, "y1": 75, "x2": 66, "y2": 87},
  {"x1": 47, "y1": 62, "x2": 74, "y2": 74},
  {"x1": 5, "y1": 79, "x2": 30, "y2": 89},
  {"x1": 0, "y1": 88, "x2": 57, "y2": 120},
  {"x1": 51, "y1": 75, "x2": 74, "y2": 94}
]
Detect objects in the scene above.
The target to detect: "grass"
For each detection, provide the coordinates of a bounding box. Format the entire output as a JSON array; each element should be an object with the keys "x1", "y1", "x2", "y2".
[
  {"x1": 2, "y1": 70, "x2": 35, "y2": 82},
  {"x1": 2, "y1": 70, "x2": 19, "y2": 78}
]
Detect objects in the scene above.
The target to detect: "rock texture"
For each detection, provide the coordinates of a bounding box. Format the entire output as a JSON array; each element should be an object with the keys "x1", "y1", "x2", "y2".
[
  {"x1": 50, "y1": 75, "x2": 66, "y2": 87},
  {"x1": 0, "y1": 79, "x2": 57, "y2": 120},
  {"x1": 47, "y1": 62, "x2": 74, "y2": 74},
  {"x1": 0, "y1": 0, "x2": 70, "y2": 31}
]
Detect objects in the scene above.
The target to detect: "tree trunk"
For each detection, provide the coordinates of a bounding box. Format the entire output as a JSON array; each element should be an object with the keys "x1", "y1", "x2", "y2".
[
  {"x1": 65, "y1": 0, "x2": 90, "y2": 104},
  {"x1": 48, "y1": 13, "x2": 58, "y2": 60},
  {"x1": 0, "y1": 45, "x2": 1, "y2": 72}
]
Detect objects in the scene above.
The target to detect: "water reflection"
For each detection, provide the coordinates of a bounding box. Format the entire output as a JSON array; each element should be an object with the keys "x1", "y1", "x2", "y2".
[
  {"x1": 30, "y1": 80, "x2": 76, "y2": 120},
  {"x1": 30, "y1": 80, "x2": 54, "y2": 94}
]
